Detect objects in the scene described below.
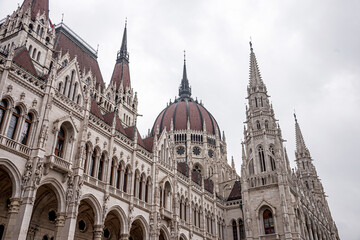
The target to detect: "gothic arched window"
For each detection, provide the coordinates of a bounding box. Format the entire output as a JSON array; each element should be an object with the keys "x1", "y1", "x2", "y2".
[
  {"x1": 20, "y1": 113, "x2": 33, "y2": 145},
  {"x1": 0, "y1": 100, "x2": 8, "y2": 132},
  {"x1": 63, "y1": 76, "x2": 69, "y2": 95},
  {"x1": 256, "y1": 120, "x2": 261, "y2": 130},
  {"x1": 239, "y1": 219, "x2": 245, "y2": 239},
  {"x1": 258, "y1": 146, "x2": 266, "y2": 172},
  {"x1": 265, "y1": 120, "x2": 269, "y2": 130},
  {"x1": 116, "y1": 164, "x2": 122, "y2": 189},
  {"x1": 123, "y1": 167, "x2": 128, "y2": 192},
  {"x1": 138, "y1": 175, "x2": 144, "y2": 200},
  {"x1": 84, "y1": 144, "x2": 89, "y2": 172},
  {"x1": 110, "y1": 159, "x2": 115, "y2": 186},
  {"x1": 145, "y1": 177, "x2": 150, "y2": 203},
  {"x1": 263, "y1": 209, "x2": 275, "y2": 234},
  {"x1": 90, "y1": 149, "x2": 97, "y2": 177},
  {"x1": 36, "y1": 51, "x2": 41, "y2": 62},
  {"x1": 54, "y1": 127, "x2": 65, "y2": 158},
  {"x1": 98, "y1": 153, "x2": 105, "y2": 181},
  {"x1": 232, "y1": 220, "x2": 238, "y2": 240},
  {"x1": 269, "y1": 146, "x2": 276, "y2": 171},
  {"x1": 7, "y1": 106, "x2": 21, "y2": 139},
  {"x1": 249, "y1": 159, "x2": 254, "y2": 175}
]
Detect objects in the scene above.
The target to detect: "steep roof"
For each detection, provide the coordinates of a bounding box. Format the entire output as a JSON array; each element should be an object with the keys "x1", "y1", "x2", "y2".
[
  {"x1": 54, "y1": 24, "x2": 105, "y2": 88},
  {"x1": 12, "y1": 46, "x2": 38, "y2": 77},
  {"x1": 103, "y1": 111, "x2": 126, "y2": 135},
  {"x1": 110, "y1": 61, "x2": 131, "y2": 91},
  {"x1": 22, "y1": 0, "x2": 49, "y2": 21},
  {"x1": 90, "y1": 98, "x2": 104, "y2": 120},
  {"x1": 227, "y1": 180, "x2": 242, "y2": 201}
]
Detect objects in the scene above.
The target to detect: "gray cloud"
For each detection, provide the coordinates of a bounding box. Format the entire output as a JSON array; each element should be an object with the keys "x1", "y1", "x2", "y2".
[{"x1": 1, "y1": 0, "x2": 358, "y2": 238}]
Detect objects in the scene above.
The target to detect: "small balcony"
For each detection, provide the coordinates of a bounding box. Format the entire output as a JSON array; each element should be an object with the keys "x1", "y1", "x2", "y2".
[
  {"x1": 0, "y1": 135, "x2": 31, "y2": 157},
  {"x1": 45, "y1": 154, "x2": 72, "y2": 173},
  {"x1": 160, "y1": 207, "x2": 172, "y2": 220}
]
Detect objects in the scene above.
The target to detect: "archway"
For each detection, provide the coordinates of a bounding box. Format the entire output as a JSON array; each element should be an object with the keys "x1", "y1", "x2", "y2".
[
  {"x1": 103, "y1": 210, "x2": 123, "y2": 240},
  {"x1": 27, "y1": 184, "x2": 59, "y2": 240},
  {"x1": 0, "y1": 167, "x2": 12, "y2": 239},
  {"x1": 74, "y1": 199, "x2": 97, "y2": 239},
  {"x1": 159, "y1": 228, "x2": 169, "y2": 240},
  {"x1": 129, "y1": 219, "x2": 145, "y2": 240}
]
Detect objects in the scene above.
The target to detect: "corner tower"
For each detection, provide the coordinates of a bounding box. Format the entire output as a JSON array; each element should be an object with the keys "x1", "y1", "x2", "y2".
[
  {"x1": 0, "y1": 0, "x2": 56, "y2": 76},
  {"x1": 109, "y1": 23, "x2": 138, "y2": 127},
  {"x1": 241, "y1": 42, "x2": 297, "y2": 240}
]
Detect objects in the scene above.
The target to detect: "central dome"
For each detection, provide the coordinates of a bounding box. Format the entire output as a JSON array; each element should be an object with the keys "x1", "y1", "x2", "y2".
[{"x1": 151, "y1": 58, "x2": 220, "y2": 136}]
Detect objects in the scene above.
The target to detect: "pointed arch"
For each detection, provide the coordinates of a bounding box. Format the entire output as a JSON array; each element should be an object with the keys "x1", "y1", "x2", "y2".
[
  {"x1": 130, "y1": 215, "x2": 149, "y2": 240},
  {"x1": 80, "y1": 193, "x2": 102, "y2": 225},
  {"x1": 105, "y1": 205, "x2": 128, "y2": 235},
  {"x1": 0, "y1": 158, "x2": 22, "y2": 198},
  {"x1": 38, "y1": 178, "x2": 66, "y2": 213}
]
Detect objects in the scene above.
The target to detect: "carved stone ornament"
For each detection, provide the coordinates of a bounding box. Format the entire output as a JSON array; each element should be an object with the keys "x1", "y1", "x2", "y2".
[
  {"x1": 32, "y1": 99, "x2": 37, "y2": 107},
  {"x1": 20, "y1": 92, "x2": 25, "y2": 101},
  {"x1": 22, "y1": 161, "x2": 33, "y2": 187},
  {"x1": 33, "y1": 159, "x2": 44, "y2": 185}
]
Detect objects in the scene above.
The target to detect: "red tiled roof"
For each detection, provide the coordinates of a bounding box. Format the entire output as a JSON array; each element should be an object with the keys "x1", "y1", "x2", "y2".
[
  {"x1": 55, "y1": 30, "x2": 105, "y2": 87},
  {"x1": 142, "y1": 136, "x2": 154, "y2": 153},
  {"x1": 12, "y1": 46, "x2": 38, "y2": 77},
  {"x1": 177, "y1": 162, "x2": 189, "y2": 177},
  {"x1": 124, "y1": 126, "x2": 149, "y2": 151},
  {"x1": 227, "y1": 181, "x2": 242, "y2": 201},
  {"x1": 103, "y1": 112, "x2": 126, "y2": 135},
  {"x1": 204, "y1": 178, "x2": 214, "y2": 194},
  {"x1": 22, "y1": 0, "x2": 49, "y2": 21},
  {"x1": 110, "y1": 61, "x2": 131, "y2": 91},
  {"x1": 151, "y1": 99, "x2": 220, "y2": 136},
  {"x1": 90, "y1": 98, "x2": 104, "y2": 120}
]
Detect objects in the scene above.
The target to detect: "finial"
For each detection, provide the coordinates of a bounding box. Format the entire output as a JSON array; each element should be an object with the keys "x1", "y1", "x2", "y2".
[
  {"x1": 125, "y1": 18, "x2": 127, "y2": 28},
  {"x1": 249, "y1": 36, "x2": 253, "y2": 52},
  {"x1": 184, "y1": 50, "x2": 186, "y2": 63},
  {"x1": 96, "y1": 44, "x2": 99, "y2": 55},
  {"x1": 61, "y1": 13, "x2": 64, "y2": 23},
  {"x1": 294, "y1": 109, "x2": 297, "y2": 122}
]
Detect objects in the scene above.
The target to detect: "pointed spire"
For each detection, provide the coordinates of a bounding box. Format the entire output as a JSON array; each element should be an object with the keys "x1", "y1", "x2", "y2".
[
  {"x1": 231, "y1": 156, "x2": 235, "y2": 169},
  {"x1": 294, "y1": 114, "x2": 310, "y2": 157},
  {"x1": 117, "y1": 20, "x2": 129, "y2": 63},
  {"x1": 249, "y1": 41, "x2": 264, "y2": 87},
  {"x1": 179, "y1": 51, "x2": 192, "y2": 99}
]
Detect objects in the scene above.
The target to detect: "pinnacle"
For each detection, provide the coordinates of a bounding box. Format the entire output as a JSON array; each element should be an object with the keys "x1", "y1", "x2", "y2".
[{"x1": 295, "y1": 117, "x2": 310, "y2": 156}]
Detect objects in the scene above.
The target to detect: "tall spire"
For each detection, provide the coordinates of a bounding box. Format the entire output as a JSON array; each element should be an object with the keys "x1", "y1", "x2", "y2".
[
  {"x1": 294, "y1": 114, "x2": 310, "y2": 157},
  {"x1": 111, "y1": 22, "x2": 131, "y2": 90},
  {"x1": 117, "y1": 20, "x2": 129, "y2": 63},
  {"x1": 249, "y1": 41, "x2": 264, "y2": 87},
  {"x1": 179, "y1": 51, "x2": 191, "y2": 99}
]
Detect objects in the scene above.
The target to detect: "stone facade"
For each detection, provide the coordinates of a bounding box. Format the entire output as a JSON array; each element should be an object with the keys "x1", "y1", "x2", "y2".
[{"x1": 0, "y1": 1, "x2": 339, "y2": 240}]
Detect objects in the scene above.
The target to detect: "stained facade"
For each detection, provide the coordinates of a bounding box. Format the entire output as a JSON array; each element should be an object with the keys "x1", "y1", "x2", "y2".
[{"x1": 0, "y1": 1, "x2": 340, "y2": 240}]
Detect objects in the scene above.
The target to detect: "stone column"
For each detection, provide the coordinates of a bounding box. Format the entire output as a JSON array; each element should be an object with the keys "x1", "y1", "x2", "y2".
[
  {"x1": 3, "y1": 198, "x2": 20, "y2": 240},
  {"x1": 120, "y1": 233, "x2": 130, "y2": 240},
  {"x1": 93, "y1": 225, "x2": 103, "y2": 240},
  {"x1": 8, "y1": 190, "x2": 35, "y2": 240},
  {"x1": 54, "y1": 213, "x2": 66, "y2": 240}
]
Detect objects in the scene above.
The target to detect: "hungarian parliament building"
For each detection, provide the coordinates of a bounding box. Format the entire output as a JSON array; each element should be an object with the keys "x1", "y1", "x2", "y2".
[{"x1": 0, "y1": 1, "x2": 340, "y2": 240}]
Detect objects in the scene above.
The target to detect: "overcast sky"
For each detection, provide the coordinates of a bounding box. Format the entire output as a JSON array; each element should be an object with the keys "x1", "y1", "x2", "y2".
[{"x1": 1, "y1": 0, "x2": 359, "y2": 239}]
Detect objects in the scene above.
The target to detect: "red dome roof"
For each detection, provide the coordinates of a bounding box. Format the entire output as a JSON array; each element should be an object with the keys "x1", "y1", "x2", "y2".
[{"x1": 151, "y1": 98, "x2": 220, "y2": 136}]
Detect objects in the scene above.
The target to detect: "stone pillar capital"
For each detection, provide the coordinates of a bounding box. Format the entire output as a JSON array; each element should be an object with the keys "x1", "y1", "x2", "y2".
[
  {"x1": 120, "y1": 233, "x2": 130, "y2": 240},
  {"x1": 8, "y1": 197, "x2": 21, "y2": 214},
  {"x1": 55, "y1": 213, "x2": 66, "y2": 227},
  {"x1": 93, "y1": 224, "x2": 103, "y2": 239}
]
